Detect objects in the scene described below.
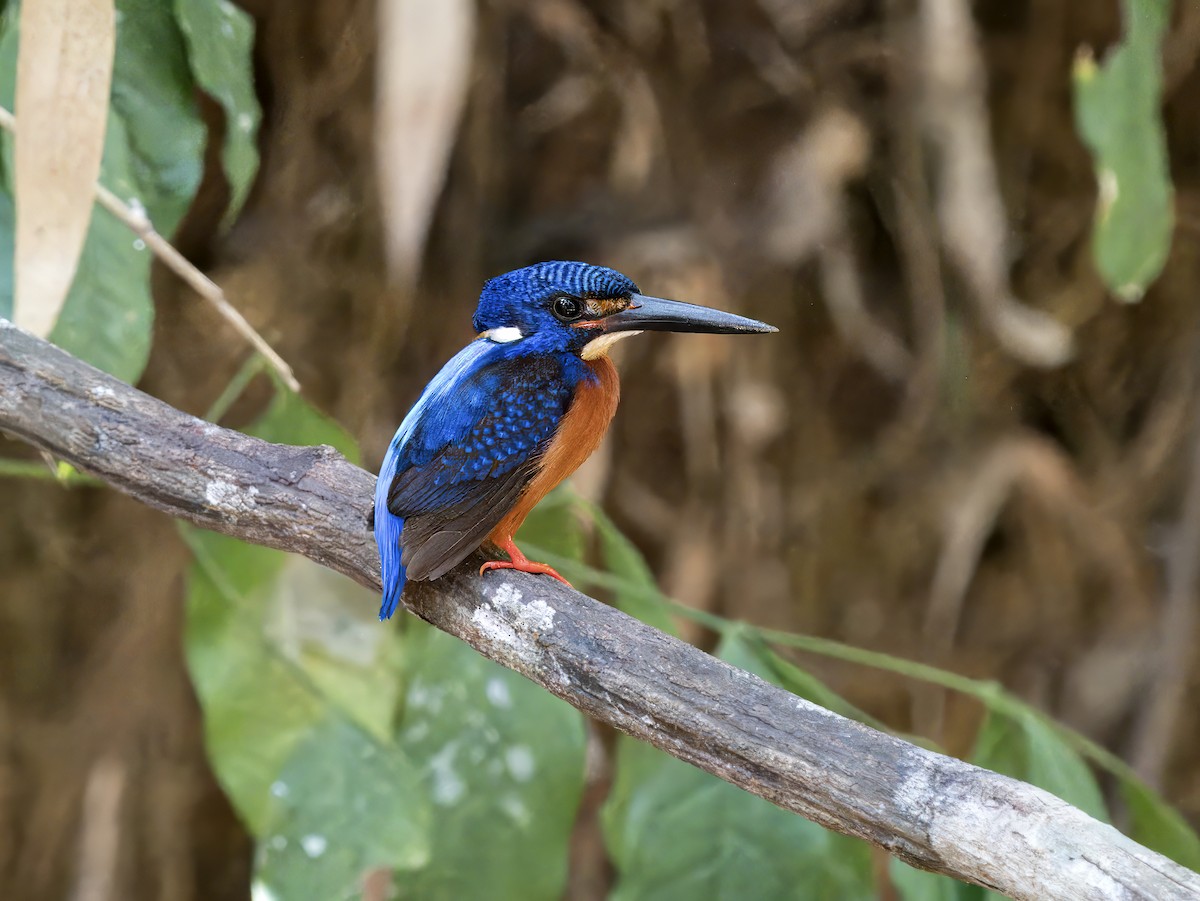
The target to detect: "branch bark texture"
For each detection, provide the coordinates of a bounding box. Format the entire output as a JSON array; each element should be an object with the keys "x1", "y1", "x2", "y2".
[{"x1": 1, "y1": 320, "x2": 1197, "y2": 901}]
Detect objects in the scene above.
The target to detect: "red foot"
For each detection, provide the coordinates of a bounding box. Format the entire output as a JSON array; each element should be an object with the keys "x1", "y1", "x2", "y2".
[{"x1": 480, "y1": 536, "x2": 573, "y2": 587}]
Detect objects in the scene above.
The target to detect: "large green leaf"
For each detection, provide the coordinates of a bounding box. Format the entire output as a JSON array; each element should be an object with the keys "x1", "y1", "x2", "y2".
[
  {"x1": 254, "y1": 716, "x2": 430, "y2": 901},
  {"x1": 584, "y1": 497, "x2": 680, "y2": 637},
  {"x1": 1120, "y1": 776, "x2": 1200, "y2": 871},
  {"x1": 516, "y1": 485, "x2": 587, "y2": 563},
  {"x1": 394, "y1": 623, "x2": 587, "y2": 901},
  {"x1": 46, "y1": 116, "x2": 154, "y2": 386},
  {"x1": 603, "y1": 631, "x2": 875, "y2": 901},
  {"x1": 889, "y1": 861, "x2": 984, "y2": 901},
  {"x1": 173, "y1": 0, "x2": 260, "y2": 226},
  {"x1": 1073, "y1": 0, "x2": 1173, "y2": 301},
  {"x1": 185, "y1": 390, "x2": 409, "y2": 846},
  {"x1": 0, "y1": 0, "x2": 206, "y2": 382},
  {"x1": 107, "y1": 0, "x2": 206, "y2": 238},
  {"x1": 971, "y1": 708, "x2": 1107, "y2": 822},
  {"x1": 186, "y1": 529, "x2": 317, "y2": 831}
]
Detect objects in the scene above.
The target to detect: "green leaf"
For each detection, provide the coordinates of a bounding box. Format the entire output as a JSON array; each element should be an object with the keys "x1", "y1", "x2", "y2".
[
  {"x1": 751, "y1": 639, "x2": 887, "y2": 731},
  {"x1": 971, "y1": 709, "x2": 1107, "y2": 822},
  {"x1": 515, "y1": 485, "x2": 587, "y2": 563},
  {"x1": 395, "y1": 623, "x2": 586, "y2": 900},
  {"x1": 1118, "y1": 773, "x2": 1200, "y2": 871},
  {"x1": 184, "y1": 391, "x2": 398, "y2": 834},
  {"x1": 1073, "y1": 0, "x2": 1173, "y2": 301},
  {"x1": 603, "y1": 630, "x2": 876, "y2": 901},
  {"x1": 585, "y1": 498, "x2": 680, "y2": 637},
  {"x1": 46, "y1": 166, "x2": 153, "y2": 384},
  {"x1": 889, "y1": 860, "x2": 985, "y2": 901},
  {"x1": 108, "y1": 0, "x2": 206, "y2": 238},
  {"x1": 892, "y1": 859, "x2": 984, "y2": 901},
  {"x1": 255, "y1": 716, "x2": 430, "y2": 901},
  {"x1": 0, "y1": 0, "x2": 205, "y2": 382},
  {"x1": 173, "y1": 0, "x2": 261, "y2": 227},
  {"x1": 248, "y1": 385, "x2": 360, "y2": 463},
  {"x1": 186, "y1": 531, "x2": 314, "y2": 831}
]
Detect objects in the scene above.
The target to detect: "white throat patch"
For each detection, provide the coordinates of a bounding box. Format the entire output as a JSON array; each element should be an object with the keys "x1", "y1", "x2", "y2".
[
  {"x1": 581, "y1": 330, "x2": 642, "y2": 360},
  {"x1": 480, "y1": 326, "x2": 524, "y2": 343}
]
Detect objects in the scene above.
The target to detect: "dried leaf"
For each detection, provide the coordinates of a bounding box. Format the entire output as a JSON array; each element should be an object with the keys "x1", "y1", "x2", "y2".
[
  {"x1": 375, "y1": 0, "x2": 475, "y2": 288},
  {"x1": 13, "y1": 0, "x2": 114, "y2": 336}
]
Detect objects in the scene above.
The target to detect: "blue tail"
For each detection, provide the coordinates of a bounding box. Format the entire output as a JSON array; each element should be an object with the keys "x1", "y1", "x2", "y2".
[
  {"x1": 375, "y1": 504, "x2": 407, "y2": 620},
  {"x1": 374, "y1": 455, "x2": 407, "y2": 620}
]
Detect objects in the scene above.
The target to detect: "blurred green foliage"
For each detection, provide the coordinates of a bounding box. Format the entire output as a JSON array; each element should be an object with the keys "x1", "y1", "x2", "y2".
[
  {"x1": 1074, "y1": 0, "x2": 1174, "y2": 301},
  {"x1": 602, "y1": 630, "x2": 875, "y2": 901},
  {"x1": 3, "y1": 2, "x2": 1198, "y2": 897},
  {"x1": 0, "y1": 0, "x2": 258, "y2": 382}
]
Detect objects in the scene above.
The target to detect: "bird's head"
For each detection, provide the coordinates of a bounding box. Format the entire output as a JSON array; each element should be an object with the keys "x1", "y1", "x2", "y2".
[{"x1": 473, "y1": 261, "x2": 776, "y2": 359}]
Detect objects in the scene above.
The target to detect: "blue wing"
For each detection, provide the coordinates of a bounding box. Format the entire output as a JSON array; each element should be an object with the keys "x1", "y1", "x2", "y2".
[{"x1": 374, "y1": 340, "x2": 575, "y2": 619}]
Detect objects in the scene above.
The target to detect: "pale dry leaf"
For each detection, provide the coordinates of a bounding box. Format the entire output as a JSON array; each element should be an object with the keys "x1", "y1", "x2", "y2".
[
  {"x1": 14, "y1": 0, "x2": 115, "y2": 337},
  {"x1": 375, "y1": 0, "x2": 476, "y2": 288}
]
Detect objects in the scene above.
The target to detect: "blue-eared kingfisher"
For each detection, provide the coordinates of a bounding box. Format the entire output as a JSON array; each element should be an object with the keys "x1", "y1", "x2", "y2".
[{"x1": 373, "y1": 261, "x2": 776, "y2": 620}]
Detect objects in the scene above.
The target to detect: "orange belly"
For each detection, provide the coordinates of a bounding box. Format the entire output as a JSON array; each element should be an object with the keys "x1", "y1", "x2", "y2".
[{"x1": 489, "y1": 356, "x2": 620, "y2": 542}]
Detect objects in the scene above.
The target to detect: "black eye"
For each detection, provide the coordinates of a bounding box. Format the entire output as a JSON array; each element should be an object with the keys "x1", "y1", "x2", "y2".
[{"x1": 552, "y1": 295, "x2": 584, "y2": 322}]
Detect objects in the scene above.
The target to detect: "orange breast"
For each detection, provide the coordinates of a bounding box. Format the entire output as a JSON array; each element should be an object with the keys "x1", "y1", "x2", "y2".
[{"x1": 489, "y1": 356, "x2": 620, "y2": 542}]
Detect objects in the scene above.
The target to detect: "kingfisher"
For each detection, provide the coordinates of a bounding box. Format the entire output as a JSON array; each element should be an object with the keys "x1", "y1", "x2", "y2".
[{"x1": 373, "y1": 260, "x2": 776, "y2": 620}]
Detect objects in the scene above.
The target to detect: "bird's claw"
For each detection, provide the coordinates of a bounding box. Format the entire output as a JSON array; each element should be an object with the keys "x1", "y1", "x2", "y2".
[{"x1": 479, "y1": 558, "x2": 573, "y2": 587}]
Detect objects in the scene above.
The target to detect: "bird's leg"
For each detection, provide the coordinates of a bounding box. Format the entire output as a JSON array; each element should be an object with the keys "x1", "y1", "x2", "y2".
[{"x1": 479, "y1": 535, "x2": 573, "y2": 587}]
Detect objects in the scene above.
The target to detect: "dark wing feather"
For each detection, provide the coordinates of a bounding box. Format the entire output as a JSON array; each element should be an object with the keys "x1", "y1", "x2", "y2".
[
  {"x1": 399, "y1": 459, "x2": 538, "y2": 580},
  {"x1": 384, "y1": 353, "x2": 573, "y2": 581}
]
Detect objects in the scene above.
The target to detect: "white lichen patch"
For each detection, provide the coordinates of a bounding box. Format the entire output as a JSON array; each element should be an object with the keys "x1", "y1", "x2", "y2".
[
  {"x1": 472, "y1": 583, "x2": 572, "y2": 686},
  {"x1": 471, "y1": 602, "x2": 520, "y2": 648},
  {"x1": 489, "y1": 582, "x2": 556, "y2": 632},
  {"x1": 204, "y1": 479, "x2": 258, "y2": 515},
  {"x1": 89, "y1": 384, "x2": 116, "y2": 399}
]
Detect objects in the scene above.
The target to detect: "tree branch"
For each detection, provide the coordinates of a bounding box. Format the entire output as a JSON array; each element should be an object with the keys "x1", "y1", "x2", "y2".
[{"x1": 1, "y1": 319, "x2": 1197, "y2": 901}]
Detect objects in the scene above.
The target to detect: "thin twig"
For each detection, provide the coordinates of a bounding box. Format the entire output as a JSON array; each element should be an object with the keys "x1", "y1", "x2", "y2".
[{"x1": 0, "y1": 105, "x2": 300, "y2": 392}]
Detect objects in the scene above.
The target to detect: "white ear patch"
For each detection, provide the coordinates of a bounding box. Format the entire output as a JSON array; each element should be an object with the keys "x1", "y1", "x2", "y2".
[
  {"x1": 581, "y1": 330, "x2": 642, "y2": 360},
  {"x1": 481, "y1": 326, "x2": 524, "y2": 343}
]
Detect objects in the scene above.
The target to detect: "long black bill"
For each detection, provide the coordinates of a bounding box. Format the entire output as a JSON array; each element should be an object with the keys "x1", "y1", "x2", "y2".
[{"x1": 603, "y1": 294, "x2": 777, "y2": 335}]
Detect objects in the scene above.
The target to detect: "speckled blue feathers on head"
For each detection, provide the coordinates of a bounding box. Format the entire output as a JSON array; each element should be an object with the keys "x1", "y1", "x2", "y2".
[{"x1": 472, "y1": 261, "x2": 639, "y2": 333}]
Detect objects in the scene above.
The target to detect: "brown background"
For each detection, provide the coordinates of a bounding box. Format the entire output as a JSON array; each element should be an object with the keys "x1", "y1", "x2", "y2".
[{"x1": 3, "y1": 0, "x2": 1199, "y2": 897}]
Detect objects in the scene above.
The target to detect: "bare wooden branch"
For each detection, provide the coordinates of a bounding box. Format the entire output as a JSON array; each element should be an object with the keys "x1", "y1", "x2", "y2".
[{"x1": 1, "y1": 319, "x2": 1197, "y2": 901}]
